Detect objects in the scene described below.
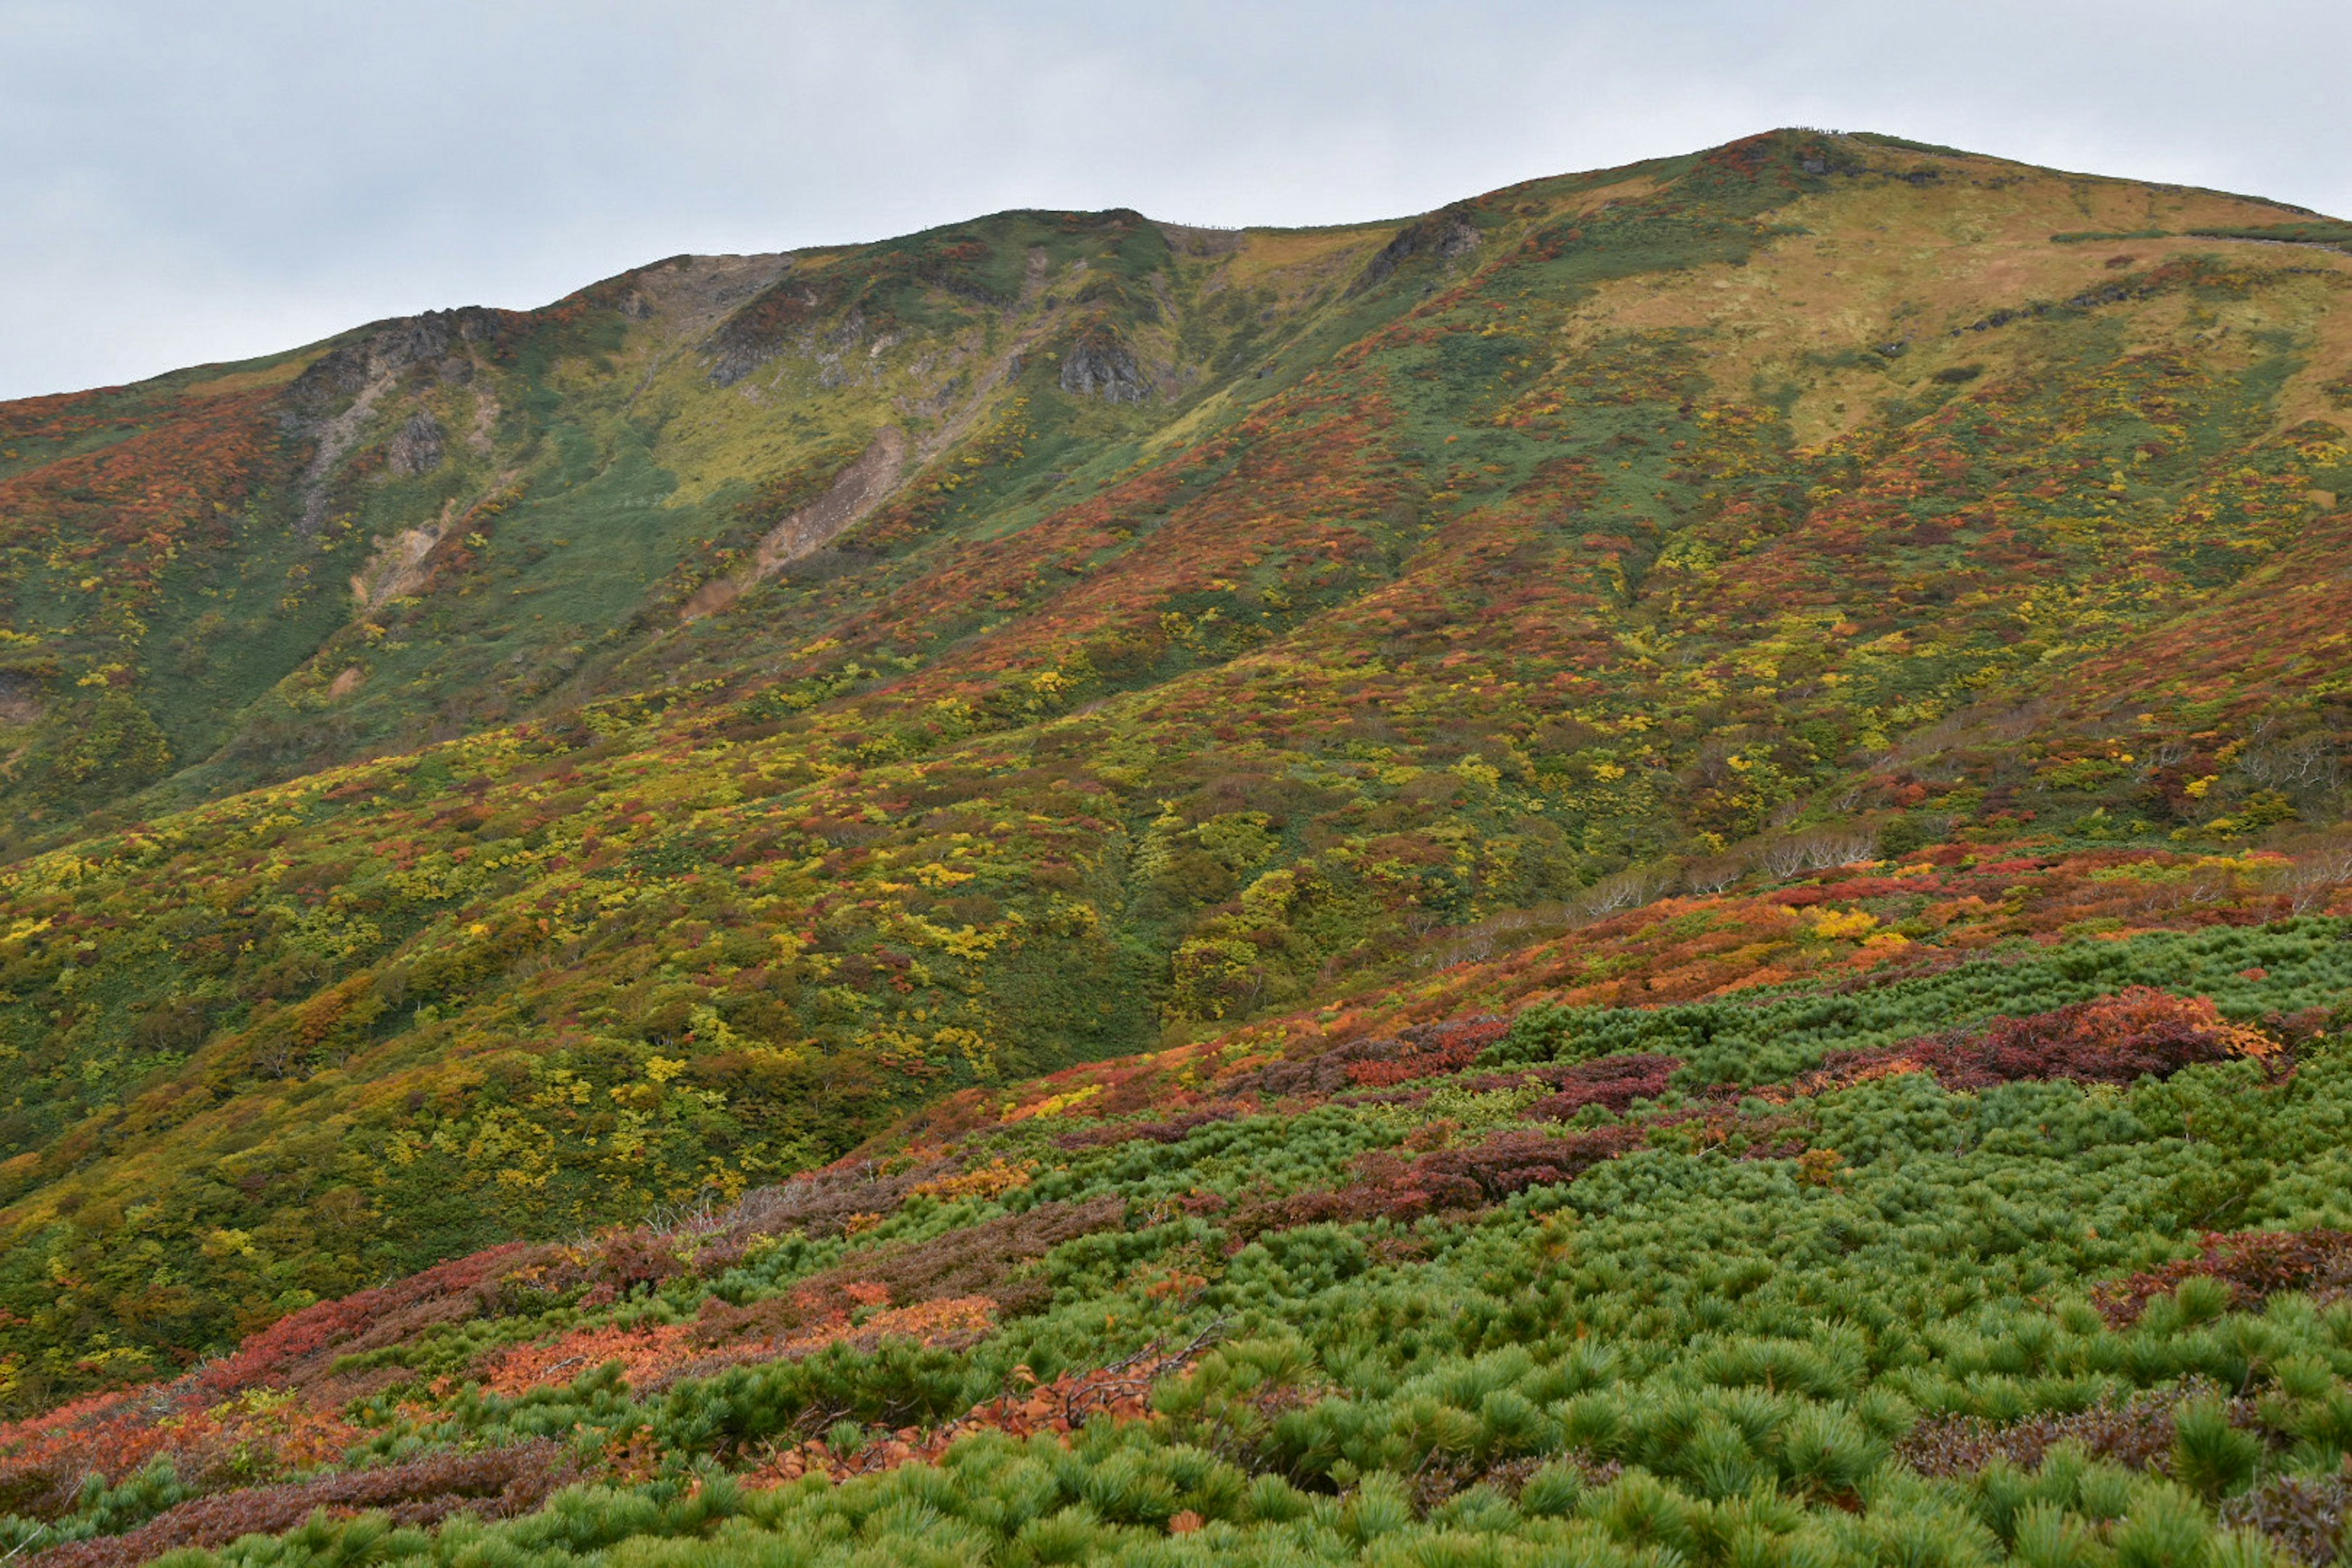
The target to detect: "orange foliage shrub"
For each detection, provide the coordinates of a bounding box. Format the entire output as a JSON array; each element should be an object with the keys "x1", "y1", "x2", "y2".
[
  {"x1": 1798, "y1": 987, "x2": 2277, "y2": 1096},
  {"x1": 749, "y1": 1335, "x2": 1211, "y2": 1485},
  {"x1": 0, "y1": 1393, "x2": 171, "y2": 1512},
  {"x1": 480, "y1": 1297, "x2": 1000, "y2": 1395},
  {"x1": 908, "y1": 1159, "x2": 1033, "y2": 1202},
  {"x1": 0, "y1": 1389, "x2": 361, "y2": 1515},
  {"x1": 197, "y1": 1242, "x2": 541, "y2": 1396},
  {"x1": 481, "y1": 1324, "x2": 695, "y2": 1395}
]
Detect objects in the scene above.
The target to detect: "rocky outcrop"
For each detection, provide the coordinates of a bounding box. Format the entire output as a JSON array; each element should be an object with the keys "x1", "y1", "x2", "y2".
[
  {"x1": 287, "y1": 308, "x2": 511, "y2": 413},
  {"x1": 285, "y1": 309, "x2": 511, "y2": 533},
  {"x1": 388, "y1": 413, "x2": 446, "y2": 477},
  {"x1": 351, "y1": 517, "x2": 450, "y2": 610},
  {"x1": 702, "y1": 270, "x2": 820, "y2": 388},
  {"x1": 1058, "y1": 325, "x2": 1152, "y2": 403},
  {"x1": 1354, "y1": 206, "x2": 1483, "y2": 293}
]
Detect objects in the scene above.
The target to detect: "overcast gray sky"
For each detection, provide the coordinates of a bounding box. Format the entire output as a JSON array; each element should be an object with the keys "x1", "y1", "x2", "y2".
[{"x1": 2, "y1": 0, "x2": 2345, "y2": 401}]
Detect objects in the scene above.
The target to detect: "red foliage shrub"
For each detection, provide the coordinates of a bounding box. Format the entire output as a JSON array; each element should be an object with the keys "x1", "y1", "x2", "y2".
[
  {"x1": 1054, "y1": 1107, "x2": 1242, "y2": 1151},
  {"x1": 1223, "y1": 1016, "x2": 1509, "y2": 1101},
  {"x1": 2262, "y1": 1006, "x2": 2335, "y2": 1052},
  {"x1": 752, "y1": 1333, "x2": 1220, "y2": 1486},
  {"x1": 1225, "y1": 1037, "x2": 1408, "y2": 1098},
  {"x1": 0, "y1": 1463, "x2": 78, "y2": 1522},
  {"x1": 1376, "y1": 1126, "x2": 1645, "y2": 1205},
  {"x1": 1524, "y1": 1054, "x2": 1681, "y2": 1121},
  {"x1": 196, "y1": 1243, "x2": 543, "y2": 1396},
  {"x1": 690, "y1": 1196, "x2": 1126, "y2": 1349},
  {"x1": 2094, "y1": 1228, "x2": 2352, "y2": 1328},
  {"x1": 1898, "y1": 1384, "x2": 2226, "y2": 1478},
  {"x1": 2222, "y1": 1471, "x2": 2352, "y2": 1566},
  {"x1": 1344, "y1": 1017, "x2": 1509, "y2": 1088},
  {"x1": 1817, "y1": 877, "x2": 1937, "y2": 900},
  {"x1": 1227, "y1": 1126, "x2": 1642, "y2": 1242},
  {"x1": 23, "y1": 1442, "x2": 576, "y2": 1568},
  {"x1": 535, "y1": 1231, "x2": 692, "y2": 1297},
  {"x1": 1954, "y1": 987, "x2": 2278, "y2": 1085},
  {"x1": 1803, "y1": 987, "x2": 2277, "y2": 1098}
]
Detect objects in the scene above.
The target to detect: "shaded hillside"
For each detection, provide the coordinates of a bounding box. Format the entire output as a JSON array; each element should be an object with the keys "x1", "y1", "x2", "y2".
[{"x1": 6, "y1": 128, "x2": 2352, "y2": 1410}]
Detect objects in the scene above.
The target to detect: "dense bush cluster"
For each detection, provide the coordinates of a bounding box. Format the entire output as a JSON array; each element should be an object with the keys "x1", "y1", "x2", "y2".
[
  {"x1": 1224, "y1": 1127, "x2": 1646, "y2": 1242},
  {"x1": 0, "y1": 924, "x2": 2344, "y2": 1564},
  {"x1": 1811, "y1": 987, "x2": 2280, "y2": 1093},
  {"x1": 2095, "y1": 1227, "x2": 2352, "y2": 1327},
  {"x1": 26, "y1": 1442, "x2": 575, "y2": 1568}
]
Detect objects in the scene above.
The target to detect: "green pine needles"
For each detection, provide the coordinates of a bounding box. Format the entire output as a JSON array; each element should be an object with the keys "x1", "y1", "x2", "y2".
[{"x1": 2, "y1": 925, "x2": 2346, "y2": 1566}]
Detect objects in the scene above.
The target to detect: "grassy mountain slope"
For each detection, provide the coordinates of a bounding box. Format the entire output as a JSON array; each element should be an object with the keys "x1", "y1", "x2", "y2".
[
  {"x1": 4, "y1": 133, "x2": 2352, "y2": 1559},
  {"x1": 0, "y1": 206, "x2": 1398, "y2": 843},
  {"x1": 4, "y1": 913, "x2": 2350, "y2": 1568}
]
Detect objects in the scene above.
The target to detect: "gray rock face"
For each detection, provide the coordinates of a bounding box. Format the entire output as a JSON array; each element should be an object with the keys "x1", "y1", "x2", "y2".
[
  {"x1": 703, "y1": 271, "x2": 814, "y2": 388},
  {"x1": 283, "y1": 310, "x2": 505, "y2": 533},
  {"x1": 1355, "y1": 206, "x2": 1483, "y2": 293},
  {"x1": 388, "y1": 413, "x2": 447, "y2": 477},
  {"x1": 289, "y1": 307, "x2": 508, "y2": 412},
  {"x1": 1059, "y1": 328, "x2": 1152, "y2": 403}
]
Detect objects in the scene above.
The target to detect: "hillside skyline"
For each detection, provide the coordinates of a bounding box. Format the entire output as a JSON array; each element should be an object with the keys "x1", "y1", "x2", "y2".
[
  {"x1": 29, "y1": 124, "x2": 2351, "y2": 408},
  {"x1": 8, "y1": 0, "x2": 2351, "y2": 399}
]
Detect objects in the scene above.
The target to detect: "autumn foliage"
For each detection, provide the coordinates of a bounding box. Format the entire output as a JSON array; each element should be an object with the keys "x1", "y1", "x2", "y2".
[
  {"x1": 2093, "y1": 1226, "x2": 2352, "y2": 1327},
  {"x1": 1801, "y1": 987, "x2": 2279, "y2": 1096}
]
